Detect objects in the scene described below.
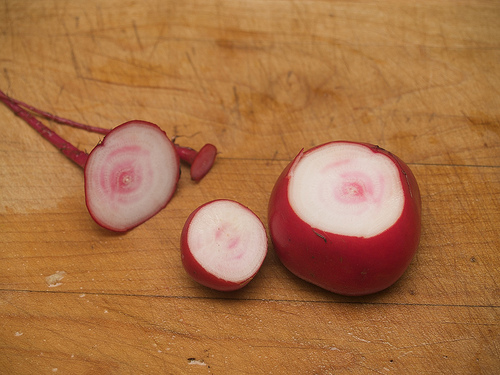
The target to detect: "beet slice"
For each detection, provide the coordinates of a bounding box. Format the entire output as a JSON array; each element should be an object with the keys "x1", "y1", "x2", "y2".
[
  {"x1": 181, "y1": 200, "x2": 268, "y2": 291},
  {"x1": 85, "y1": 120, "x2": 180, "y2": 232}
]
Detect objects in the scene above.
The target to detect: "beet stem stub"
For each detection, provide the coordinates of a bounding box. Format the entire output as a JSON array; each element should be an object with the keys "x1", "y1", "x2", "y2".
[
  {"x1": 174, "y1": 144, "x2": 198, "y2": 164},
  {"x1": 174, "y1": 143, "x2": 217, "y2": 181},
  {"x1": 190, "y1": 144, "x2": 217, "y2": 181}
]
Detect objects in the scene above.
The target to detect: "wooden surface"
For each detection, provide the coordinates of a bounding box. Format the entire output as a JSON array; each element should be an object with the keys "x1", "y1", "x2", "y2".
[{"x1": 1, "y1": 1, "x2": 499, "y2": 373}]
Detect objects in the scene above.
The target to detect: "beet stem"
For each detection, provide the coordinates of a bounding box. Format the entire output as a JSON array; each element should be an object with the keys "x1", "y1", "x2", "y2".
[
  {"x1": 174, "y1": 144, "x2": 198, "y2": 164},
  {"x1": 0, "y1": 89, "x2": 88, "y2": 168},
  {"x1": 0, "y1": 89, "x2": 216, "y2": 176},
  {"x1": 174, "y1": 143, "x2": 217, "y2": 181},
  {"x1": 0, "y1": 91, "x2": 111, "y2": 135}
]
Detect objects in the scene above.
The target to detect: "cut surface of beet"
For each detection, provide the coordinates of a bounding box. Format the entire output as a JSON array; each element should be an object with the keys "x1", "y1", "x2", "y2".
[
  {"x1": 289, "y1": 142, "x2": 405, "y2": 238},
  {"x1": 85, "y1": 120, "x2": 179, "y2": 232},
  {"x1": 182, "y1": 200, "x2": 267, "y2": 290}
]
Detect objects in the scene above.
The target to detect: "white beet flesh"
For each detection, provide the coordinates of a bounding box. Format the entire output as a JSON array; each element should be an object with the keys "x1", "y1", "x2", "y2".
[
  {"x1": 186, "y1": 200, "x2": 267, "y2": 283},
  {"x1": 289, "y1": 142, "x2": 404, "y2": 238},
  {"x1": 85, "y1": 121, "x2": 179, "y2": 231}
]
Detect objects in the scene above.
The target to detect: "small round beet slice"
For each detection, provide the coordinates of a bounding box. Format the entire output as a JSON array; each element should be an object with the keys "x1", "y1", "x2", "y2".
[
  {"x1": 181, "y1": 199, "x2": 268, "y2": 291},
  {"x1": 84, "y1": 120, "x2": 180, "y2": 232}
]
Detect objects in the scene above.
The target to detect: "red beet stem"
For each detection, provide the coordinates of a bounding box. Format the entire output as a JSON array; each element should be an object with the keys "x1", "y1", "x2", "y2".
[
  {"x1": 0, "y1": 90, "x2": 88, "y2": 168},
  {"x1": 174, "y1": 144, "x2": 198, "y2": 164},
  {"x1": 0, "y1": 91, "x2": 111, "y2": 135},
  {"x1": 190, "y1": 144, "x2": 217, "y2": 181},
  {"x1": 174, "y1": 143, "x2": 217, "y2": 181},
  {"x1": 0, "y1": 89, "x2": 216, "y2": 178}
]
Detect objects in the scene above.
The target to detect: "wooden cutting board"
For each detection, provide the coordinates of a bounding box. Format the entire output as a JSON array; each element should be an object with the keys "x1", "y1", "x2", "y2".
[{"x1": 1, "y1": 1, "x2": 499, "y2": 373}]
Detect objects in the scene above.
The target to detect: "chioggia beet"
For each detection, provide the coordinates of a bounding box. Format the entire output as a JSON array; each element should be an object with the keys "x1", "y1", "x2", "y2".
[{"x1": 268, "y1": 141, "x2": 421, "y2": 296}]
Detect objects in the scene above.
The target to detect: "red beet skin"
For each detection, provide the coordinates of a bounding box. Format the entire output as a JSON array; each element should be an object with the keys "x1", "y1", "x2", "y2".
[{"x1": 268, "y1": 141, "x2": 422, "y2": 296}]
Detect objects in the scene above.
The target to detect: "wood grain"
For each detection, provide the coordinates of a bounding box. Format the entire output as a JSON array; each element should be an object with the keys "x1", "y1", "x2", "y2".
[
  {"x1": 1, "y1": 291, "x2": 497, "y2": 374},
  {"x1": 1, "y1": 0, "x2": 499, "y2": 374}
]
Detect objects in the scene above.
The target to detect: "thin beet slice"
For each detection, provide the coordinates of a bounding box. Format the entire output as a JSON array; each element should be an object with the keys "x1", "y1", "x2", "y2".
[
  {"x1": 85, "y1": 120, "x2": 180, "y2": 232},
  {"x1": 1, "y1": 89, "x2": 180, "y2": 232},
  {"x1": 181, "y1": 200, "x2": 268, "y2": 291},
  {"x1": 190, "y1": 144, "x2": 217, "y2": 181}
]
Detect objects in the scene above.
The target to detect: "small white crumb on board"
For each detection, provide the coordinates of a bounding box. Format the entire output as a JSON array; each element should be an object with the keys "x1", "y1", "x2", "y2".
[
  {"x1": 45, "y1": 271, "x2": 67, "y2": 287},
  {"x1": 188, "y1": 358, "x2": 206, "y2": 366}
]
